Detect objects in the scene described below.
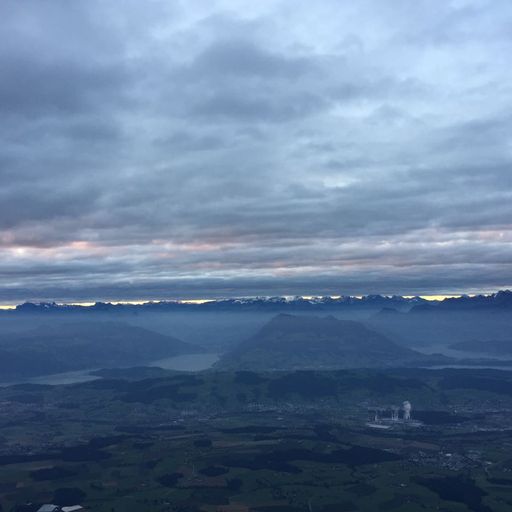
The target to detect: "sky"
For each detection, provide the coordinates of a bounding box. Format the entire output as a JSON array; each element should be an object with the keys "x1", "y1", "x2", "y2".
[{"x1": 1, "y1": 0, "x2": 511, "y2": 303}]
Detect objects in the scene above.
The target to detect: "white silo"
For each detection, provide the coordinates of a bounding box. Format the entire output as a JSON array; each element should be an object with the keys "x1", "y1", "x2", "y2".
[{"x1": 403, "y1": 401, "x2": 411, "y2": 421}]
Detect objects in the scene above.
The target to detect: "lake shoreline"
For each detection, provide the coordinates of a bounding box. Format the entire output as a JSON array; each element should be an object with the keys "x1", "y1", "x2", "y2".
[{"x1": 0, "y1": 352, "x2": 220, "y2": 387}]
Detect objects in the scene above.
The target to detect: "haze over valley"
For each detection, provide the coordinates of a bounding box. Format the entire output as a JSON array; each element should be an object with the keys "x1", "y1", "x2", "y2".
[{"x1": 2, "y1": 291, "x2": 512, "y2": 383}]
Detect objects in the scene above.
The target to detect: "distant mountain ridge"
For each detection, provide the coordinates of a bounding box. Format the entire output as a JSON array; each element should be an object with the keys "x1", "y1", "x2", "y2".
[
  {"x1": 411, "y1": 290, "x2": 512, "y2": 312},
  {"x1": 216, "y1": 314, "x2": 435, "y2": 371},
  {"x1": 5, "y1": 291, "x2": 510, "y2": 315},
  {"x1": 2, "y1": 294, "x2": 430, "y2": 314}
]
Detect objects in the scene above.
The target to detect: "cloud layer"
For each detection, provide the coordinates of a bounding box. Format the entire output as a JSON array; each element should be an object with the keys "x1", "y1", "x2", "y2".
[{"x1": 1, "y1": 0, "x2": 512, "y2": 301}]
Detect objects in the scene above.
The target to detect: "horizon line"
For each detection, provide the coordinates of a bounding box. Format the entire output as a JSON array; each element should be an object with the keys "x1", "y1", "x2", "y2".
[{"x1": 1, "y1": 292, "x2": 508, "y2": 310}]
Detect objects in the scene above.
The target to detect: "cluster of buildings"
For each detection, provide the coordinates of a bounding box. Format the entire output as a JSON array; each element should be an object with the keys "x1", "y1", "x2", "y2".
[{"x1": 408, "y1": 449, "x2": 483, "y2": 471}]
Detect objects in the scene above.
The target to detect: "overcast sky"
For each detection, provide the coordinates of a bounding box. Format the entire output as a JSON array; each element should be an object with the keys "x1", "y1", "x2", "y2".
[{"x1": 1, "y1": 0, "x2": 511, "y2": 302}]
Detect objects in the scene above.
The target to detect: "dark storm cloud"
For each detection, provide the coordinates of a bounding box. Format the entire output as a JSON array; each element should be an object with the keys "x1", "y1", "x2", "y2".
[{"x1": 1, "y1": 0, "x2": 512, "y2": 302}]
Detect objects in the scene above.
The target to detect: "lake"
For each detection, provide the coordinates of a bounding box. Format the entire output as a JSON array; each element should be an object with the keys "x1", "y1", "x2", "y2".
[{"x1": 0, "y1": 353, "x2": 220, "y2": 387}]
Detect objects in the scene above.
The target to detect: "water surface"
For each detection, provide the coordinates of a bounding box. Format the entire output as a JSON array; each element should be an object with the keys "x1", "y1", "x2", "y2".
[{"x1": 0, "y1": 352, "x2": 219, "y2": 387}]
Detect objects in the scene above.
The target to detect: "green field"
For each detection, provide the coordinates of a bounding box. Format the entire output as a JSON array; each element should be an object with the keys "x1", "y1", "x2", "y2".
[{"x1": 2, "y1": 369, "x2": 512, "y2": 511}]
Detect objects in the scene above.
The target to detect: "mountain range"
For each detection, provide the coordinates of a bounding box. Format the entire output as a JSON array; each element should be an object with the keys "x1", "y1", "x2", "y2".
[
  {"x1": 3, "y1": 290, "x2": 510, "y2": 315},
  {"x1": 411, "y1": 290, "x2": 512, "y2": 312},
  {"x1": 2, "y1": 295, "x2": 428, "y2": 314}
]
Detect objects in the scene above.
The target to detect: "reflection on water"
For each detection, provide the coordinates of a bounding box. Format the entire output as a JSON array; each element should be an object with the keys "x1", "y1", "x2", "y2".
[
  {"x1": 415, "y1": 344, "x2": 478, "y2": 358},
  {"x1": 0, "y1": 353, "x2": 219, "y2": 387},
  {"x1": 3, "y1": 369, "x2": 103, "y2": 386}
]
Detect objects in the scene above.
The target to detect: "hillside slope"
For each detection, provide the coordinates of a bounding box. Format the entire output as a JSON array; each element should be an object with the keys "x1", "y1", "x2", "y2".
[
  {"x1": 216, "y1": 314, "x2": 426, "y2": 370},
  {"x1": 0, "y1": 322, "x2": 196, "y2": 380}
]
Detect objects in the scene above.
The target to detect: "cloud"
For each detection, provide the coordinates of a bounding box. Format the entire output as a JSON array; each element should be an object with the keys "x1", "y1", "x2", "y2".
[{"x1": 0, "y1": 0, "x2": 511, "y2": 301}]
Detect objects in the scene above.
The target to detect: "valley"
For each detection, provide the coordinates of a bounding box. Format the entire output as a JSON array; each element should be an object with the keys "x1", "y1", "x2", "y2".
[{"x1": 2, "y1": 368, "x2": 512, "y2": 511}]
